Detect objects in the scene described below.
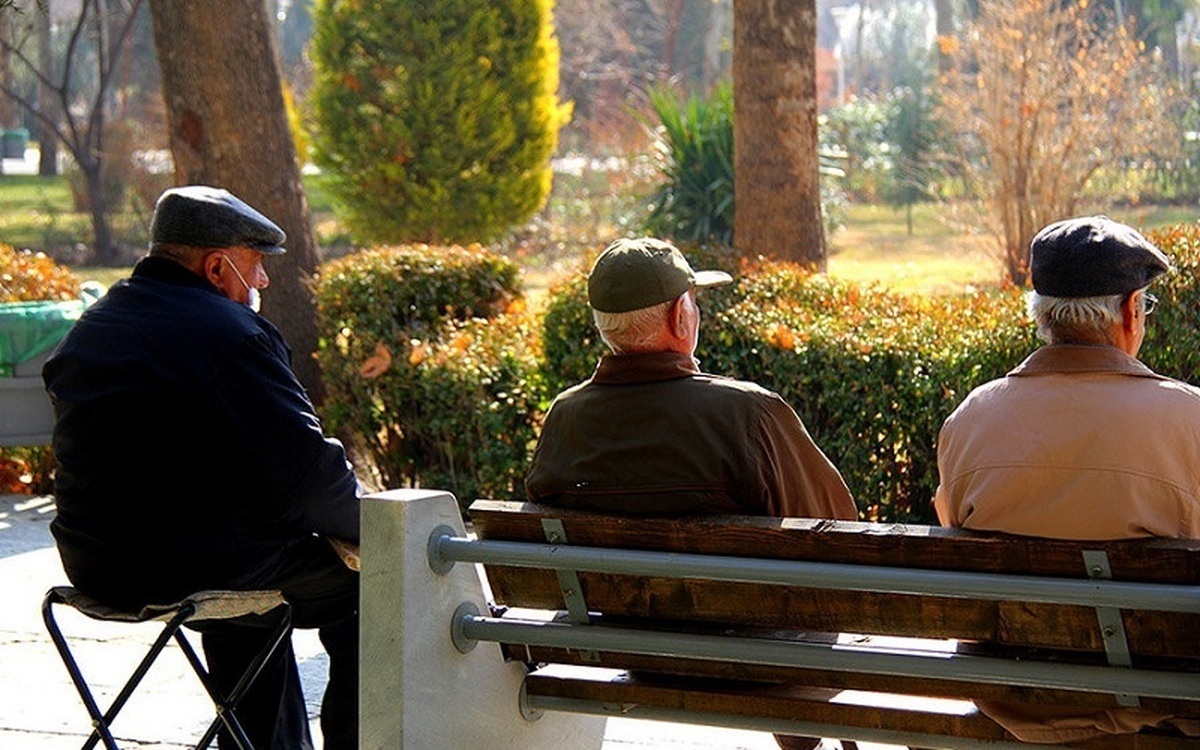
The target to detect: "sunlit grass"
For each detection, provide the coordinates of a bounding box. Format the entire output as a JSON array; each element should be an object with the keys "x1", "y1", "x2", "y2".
[
  {"x1": 826, "y1": 201, "x2": 1200, "y2": 295},
  {"x1": 828, "y1": 203, "x2": 997, "y2": 295}
]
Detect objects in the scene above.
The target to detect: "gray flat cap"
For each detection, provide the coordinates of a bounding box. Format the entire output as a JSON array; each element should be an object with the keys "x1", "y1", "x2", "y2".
[
  {"x1": 150, "y1": 186, "x2": 286, "y2": 255},
  {"x1": 1030, "y1": 215, "x2": 1169, "y2": 297}
]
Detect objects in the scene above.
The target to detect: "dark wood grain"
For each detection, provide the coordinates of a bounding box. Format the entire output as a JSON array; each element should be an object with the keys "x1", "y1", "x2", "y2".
[
  {"x1": 525, "y1": 670, "x2": 1199, "y2": 749},
  {"x1": 470, "y1": 500, "x2": 1200, "y2": 745}
]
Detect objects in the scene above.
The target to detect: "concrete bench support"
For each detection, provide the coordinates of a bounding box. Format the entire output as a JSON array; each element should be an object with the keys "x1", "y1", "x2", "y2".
[{"x1": 360, "y1": 489, "x2": 606, "y2": 749}]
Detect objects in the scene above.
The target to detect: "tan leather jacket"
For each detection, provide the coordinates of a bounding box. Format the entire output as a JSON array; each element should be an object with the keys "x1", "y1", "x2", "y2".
[
  {"x1": 936, "y1": 344, "x2": 1200, "y2": 540},
  {"x1": 935, "y1": 344, "x2": 1200, "y2": 742}
]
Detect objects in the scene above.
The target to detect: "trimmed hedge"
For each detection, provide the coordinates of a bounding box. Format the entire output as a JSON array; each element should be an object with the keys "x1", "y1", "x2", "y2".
[
  {"x1": 314, "y1": 244, "x2": 541, "y2": 505},
  {"x1": 1142, "y1": 223, "x2": 1200, "y2": 383},
  {"x1": 317, "y1": 225, "x2": 1200, "y2": 523}
]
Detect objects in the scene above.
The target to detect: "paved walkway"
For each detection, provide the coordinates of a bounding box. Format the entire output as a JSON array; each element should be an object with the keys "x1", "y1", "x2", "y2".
[{"x1": 0, "y1": 494, "x2": 894, "y2": 749}]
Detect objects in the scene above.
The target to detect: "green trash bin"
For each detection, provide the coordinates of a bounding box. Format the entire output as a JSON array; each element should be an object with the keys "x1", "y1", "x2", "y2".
[
  {"x1": 1, "y1": 128, "x2": 30, "y2": 159},
  {"x1": 0, "y1": 299, "x2": 85, "y2": 446}
]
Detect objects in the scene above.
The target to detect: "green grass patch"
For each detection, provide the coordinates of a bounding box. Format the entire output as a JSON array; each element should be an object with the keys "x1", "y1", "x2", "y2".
[
  {"x1": 0, "y1": 174, "x2": 90, "y2": 252},
  {"x1": 826, "y1": 202, "x2": 1200, "y2": 295}
]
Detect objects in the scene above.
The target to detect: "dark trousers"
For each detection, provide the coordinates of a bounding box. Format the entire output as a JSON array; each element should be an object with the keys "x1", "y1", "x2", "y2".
[{"x1": 198, "y1": 537, "x2": 358, "y2": 750}]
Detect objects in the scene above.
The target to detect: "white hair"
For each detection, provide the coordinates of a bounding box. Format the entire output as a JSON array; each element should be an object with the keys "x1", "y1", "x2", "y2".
[
  {"x1": 1026, "y1": 290, "x2": 1140, "y2": 345},
  {"x1": 592, "y1": 297, "x2": 677, "y2": 354}
]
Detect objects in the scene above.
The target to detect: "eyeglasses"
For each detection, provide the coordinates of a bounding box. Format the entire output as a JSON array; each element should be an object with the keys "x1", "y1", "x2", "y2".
[{"x1": 1143, "y1": 292, "x2": 1159, "y2": 316}]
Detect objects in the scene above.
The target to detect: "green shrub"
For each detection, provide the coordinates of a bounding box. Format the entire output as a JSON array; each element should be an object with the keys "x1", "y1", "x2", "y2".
[
  {"x1": 0, "y1": 244, "x2": 80, "y2": 494},
  {"x1": 1141, "y1": 223, "x2": 1200, "y2": 383},
  {"x1": 644, "y1": 83, "x2": 736, "y2": 245},
  {"x1": 314, "y1": 243, "x2": 538, "y2": 505},
  {"x1": 540, "y1": 257, "x2": 1037, "y2": 523},
  {"x1": 398, "y1": 314, "x2": 545, "y2": 503},
  {"x1": 645, "y1": 83, "x2": 850, "y2": 244},
  {"x1": 310, "y1": 0, "x2": 570, "y2": 244}
]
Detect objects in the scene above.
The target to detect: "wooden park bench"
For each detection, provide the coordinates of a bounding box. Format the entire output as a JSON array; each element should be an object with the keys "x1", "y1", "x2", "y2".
[{"x1": 359, "y1": 489, "x2": 1200, "y2": 749}]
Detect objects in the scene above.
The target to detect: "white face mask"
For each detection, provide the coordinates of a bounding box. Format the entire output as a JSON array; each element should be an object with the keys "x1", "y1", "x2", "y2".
[{"x1": 220, "y1": 254, "x2": 262, "y2": 313}]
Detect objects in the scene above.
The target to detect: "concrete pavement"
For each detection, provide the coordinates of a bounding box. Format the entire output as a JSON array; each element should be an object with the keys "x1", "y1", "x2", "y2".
[{"x1": 1, "y1": 494, "x2": 886, "y2": 749}]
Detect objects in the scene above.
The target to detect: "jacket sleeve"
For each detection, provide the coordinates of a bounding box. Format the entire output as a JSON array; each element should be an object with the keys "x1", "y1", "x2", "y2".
[
  {"x1": 218, "y1": 330, "x2": 362, "y2": 543},
  {"x1": 756, "y1": 394, "x2": 857, "y2": 521}
]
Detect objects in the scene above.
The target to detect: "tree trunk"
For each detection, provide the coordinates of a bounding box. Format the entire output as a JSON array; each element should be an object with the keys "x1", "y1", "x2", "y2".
[
  {"x1": 733, "y1": 0, "x2": 825, "y2": 268},
  {"x1": 83, "y1": 161, "x2": 118, "y2": 265},
  {"x1": 0, "y1": 10, "x2": 8, "y2": 176},
  {"x1": 36, "y1": 4, "x2": 58, "y2": 176},
  {"x1": 148, "y1": 0, "x2": 325, "y2": 404}
]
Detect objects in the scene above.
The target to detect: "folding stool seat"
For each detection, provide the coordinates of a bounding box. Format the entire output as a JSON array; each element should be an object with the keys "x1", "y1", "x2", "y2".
[{"x1": 42, "y1": 585, "x2": 291, "y2": 750}]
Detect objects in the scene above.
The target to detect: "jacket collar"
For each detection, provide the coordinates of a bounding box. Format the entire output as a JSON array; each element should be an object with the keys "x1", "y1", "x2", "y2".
[
  {"x1": 132, "y1": 256, "x2": 223, "y2": 296},
  {"x1": 591, "y1": 350, "x2": 701, "y2": 385},
  {"x1": 1009, "y1": 344, "x2": 1164, "y2": 380}
]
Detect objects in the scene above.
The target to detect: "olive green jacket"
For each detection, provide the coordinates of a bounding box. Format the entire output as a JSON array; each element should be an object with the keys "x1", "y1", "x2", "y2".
[{"x1": 526, "y1": 351, "x2": 856, "y2": 521}]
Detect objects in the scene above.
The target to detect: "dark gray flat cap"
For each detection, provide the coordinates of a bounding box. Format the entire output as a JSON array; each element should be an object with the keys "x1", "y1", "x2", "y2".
[
  {"x1": 150, "y1": 186, "x2": 286, "y2": 255},
  {"x1": 1030, "y1": 215, "x2": 1169, "y2": 297}
]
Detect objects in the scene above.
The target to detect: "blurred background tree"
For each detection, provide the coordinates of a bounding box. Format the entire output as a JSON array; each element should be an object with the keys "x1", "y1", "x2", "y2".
[
  {"x1": 149, "y1": 0, "x2": 327, "y2": 401},
  {"x1": 937, "y1": 0, "x2": 1182, "y2": 285},
  {"x1": 309, "y1": 0, "x2": 571, "y2": 244},
  {"x1": 0, "y1": 0, "x2": 149, "y2": 265}
]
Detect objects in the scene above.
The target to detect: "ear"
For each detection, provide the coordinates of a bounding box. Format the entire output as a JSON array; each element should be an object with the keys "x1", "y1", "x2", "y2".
[
  {"x1": 668, "y1": 296, "x2": 688, "y2": 339},
  {"x1": 1120, "y1": 291, "x2": 1140, "y2": 333},
  {"x1": 202, "y1": 252, "x2": 225, "y2": 286}
]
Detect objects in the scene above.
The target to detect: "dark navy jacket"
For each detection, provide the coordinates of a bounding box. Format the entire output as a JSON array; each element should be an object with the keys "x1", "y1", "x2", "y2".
[{"x1": 44, "y1": 257, "x2": 360, "y2": 606}]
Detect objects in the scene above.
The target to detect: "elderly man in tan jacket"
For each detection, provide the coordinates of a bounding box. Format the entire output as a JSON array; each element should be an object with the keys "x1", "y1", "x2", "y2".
[{"x1": 935, "y1": 215, "x2": 1200, "y2": 743}]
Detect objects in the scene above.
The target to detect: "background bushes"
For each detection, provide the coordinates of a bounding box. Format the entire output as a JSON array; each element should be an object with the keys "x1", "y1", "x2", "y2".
[
  {"x1": 1142, "y1": 223, "x2": 1200, "y2": 383},
  {"x1": 0, "y1": 245, "x2": 80, "y2": 494},
  {"x1": 317, "y1": 225, "x2": 1200, "y2": 523},
  {"x1": 314, "y1": 244, "x2": 542, "y2": 507}
]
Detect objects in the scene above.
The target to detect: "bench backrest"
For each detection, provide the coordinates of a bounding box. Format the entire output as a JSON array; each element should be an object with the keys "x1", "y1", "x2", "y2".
[
  {"x1": 472, "y1": 500, "x2": 1200, "y2": 657},
  {"x1": 468, "y1": 500, "x2": 1200, "y2": 724}
]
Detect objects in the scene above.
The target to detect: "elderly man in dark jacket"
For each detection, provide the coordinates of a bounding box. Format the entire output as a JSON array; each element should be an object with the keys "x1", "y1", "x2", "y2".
[{"x1": 43, "y1": 186, "x2": 360, "y2": 750}]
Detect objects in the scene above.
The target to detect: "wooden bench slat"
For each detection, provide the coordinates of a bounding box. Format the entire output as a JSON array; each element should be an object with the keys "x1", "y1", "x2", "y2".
[
  {"x1": 468, "y1": 500, "x2": 1200, "y2": 747},
  {"x1": 505, "y1": 644, "x2": 1200, "y2": 718},
  {"x1": 525, "y1": 670, "x2": 1198, "y2": 749},
  {"x1": 485, "y1": 567, "x2": 1200, "y2": 656},
  {"x1": 471, "y1": 500, "x2": 1200, "y2": 582}
]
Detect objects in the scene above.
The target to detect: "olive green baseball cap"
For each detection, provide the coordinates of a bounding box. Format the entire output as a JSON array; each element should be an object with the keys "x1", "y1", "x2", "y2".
[{"x1": 587, "y1": 238, "x2": 733, "y2": 313}]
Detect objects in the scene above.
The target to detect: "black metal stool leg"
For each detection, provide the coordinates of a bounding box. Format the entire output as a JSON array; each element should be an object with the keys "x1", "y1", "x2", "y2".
[
  {"x1": 43, "y1": 590, "x2": 198, "y2": 750},
  {"x1": 184, "y1": 605, "x2": 294, "y2": 750},
  {"x1": 42, "y1": 589, "x2": 121, "y2": 750}
]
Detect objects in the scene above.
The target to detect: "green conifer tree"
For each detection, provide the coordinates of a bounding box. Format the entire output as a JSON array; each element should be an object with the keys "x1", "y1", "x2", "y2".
[{"x1": 311, "y1": 0, "x2": 570, "y2": 243}]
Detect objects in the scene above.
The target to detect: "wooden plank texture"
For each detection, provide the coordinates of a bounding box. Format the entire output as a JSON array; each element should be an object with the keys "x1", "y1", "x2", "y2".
[
  {"x1": 504, "y1": 643, "x2": 1199, "y2": 718},
  {"x1": 524, "y1": 670, "x2": 1199, "y2": 749},
  {"x1": 471, "y1": 501, "x2": 1200, "y2": 657},
  {"x1": 471, "y1": 500, "x2": 1200, "y2": 745}
]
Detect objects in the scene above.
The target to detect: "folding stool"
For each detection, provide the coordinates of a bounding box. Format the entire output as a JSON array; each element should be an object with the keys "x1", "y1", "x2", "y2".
[{"x1": 42, "y1": 586, "x2": 292, "y2": 750}]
